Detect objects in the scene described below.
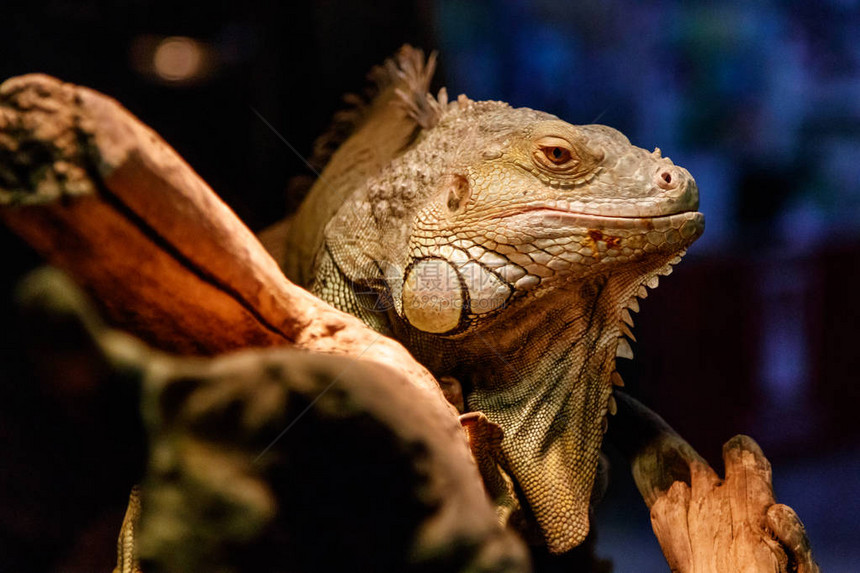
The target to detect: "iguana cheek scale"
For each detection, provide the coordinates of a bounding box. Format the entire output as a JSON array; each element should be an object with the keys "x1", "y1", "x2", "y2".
[{"x1": 284, "y1": 46, "x2": 704, "y2": 554}]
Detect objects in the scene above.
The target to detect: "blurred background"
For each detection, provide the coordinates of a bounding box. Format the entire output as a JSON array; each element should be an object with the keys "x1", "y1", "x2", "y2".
[{"x1": 1, "y1": 0, "x2": 858, "y2": 571}]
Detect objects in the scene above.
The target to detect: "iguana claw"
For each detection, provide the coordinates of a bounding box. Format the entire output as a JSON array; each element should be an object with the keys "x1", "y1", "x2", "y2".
[{"x1": 459, "y1": 411, "x2": 521, "y2": 526}]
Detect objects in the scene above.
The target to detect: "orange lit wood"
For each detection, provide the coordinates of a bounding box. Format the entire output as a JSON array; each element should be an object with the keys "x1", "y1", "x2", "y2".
[
  {"x1": 645, "y1": 436, "x2": 818, "y2": 573},
  {"x1": 630, "y1": 428, "x2": 819, "y2": 573},
  {"x1": 0, "y1": 74, "x2": 444, "y2": 401}
]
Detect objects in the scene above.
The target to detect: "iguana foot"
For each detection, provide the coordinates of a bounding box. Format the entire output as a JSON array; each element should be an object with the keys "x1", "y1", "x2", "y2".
[
  {"x1": 439, "y1": 375, "x2": 465, "y2": 413},
  {"x1": 459, "y1": 411, "x2": 521, "y2": 526}
]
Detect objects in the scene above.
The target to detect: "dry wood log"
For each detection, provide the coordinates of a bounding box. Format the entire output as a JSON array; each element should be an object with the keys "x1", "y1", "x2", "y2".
[
  {"x1": 0, "y1": 73, "x2": 444, "y2": 405},
  {"x1": 10, "y1": 267, "x2": 530, "y2": 573},
  {"x1": 647, "y1": 436, "x2": 818, "y2": 573},
  {"x1": 610, "y1": 392, "x2": 819, "y2": 573}
]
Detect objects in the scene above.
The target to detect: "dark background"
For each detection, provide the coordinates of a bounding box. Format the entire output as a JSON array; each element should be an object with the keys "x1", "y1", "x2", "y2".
[{"x1": 1, "y1": 0, "x2": 859, "y2": 570}]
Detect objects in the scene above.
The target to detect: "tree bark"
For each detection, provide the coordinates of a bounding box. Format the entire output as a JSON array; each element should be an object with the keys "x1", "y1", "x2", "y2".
[
  {"x1": 610, "y1": 392, "x2": 820, "y2": 573},
  {"x1": 0, "y1": 73, "x2": 444, "y2": 403}
]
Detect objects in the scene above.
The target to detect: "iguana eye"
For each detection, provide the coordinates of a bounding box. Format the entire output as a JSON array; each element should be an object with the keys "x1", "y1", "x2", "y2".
[
  {"x1": 546, "y1": 146, "x2": 571, "y2": 164},
  {"x1": 533, "y1": 136, "x2": 578, "y2": 171}
]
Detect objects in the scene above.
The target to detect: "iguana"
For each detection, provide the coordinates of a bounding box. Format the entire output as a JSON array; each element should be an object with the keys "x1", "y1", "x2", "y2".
[{"x1": 282, "y1": 46, "x2": 704, "y2": 554}]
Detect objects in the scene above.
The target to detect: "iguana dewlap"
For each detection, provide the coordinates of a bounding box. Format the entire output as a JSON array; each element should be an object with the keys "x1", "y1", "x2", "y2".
[{"x1": 284, "y1": 46, "x2": 704, "y2": 554}]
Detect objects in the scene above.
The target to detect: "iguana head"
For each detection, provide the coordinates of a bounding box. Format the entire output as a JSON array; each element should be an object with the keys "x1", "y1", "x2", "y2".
[
  {"x1": 396, "y1": 108, "x2": 701, "y2": 334},
  {"x1": 324, "y1": 92, "x2": 703, "y2": 552}
]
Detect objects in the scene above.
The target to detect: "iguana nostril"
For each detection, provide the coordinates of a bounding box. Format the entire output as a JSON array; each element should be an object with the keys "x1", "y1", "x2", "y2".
[{"x1": 656, "y1": 168, "x2": 679, "y2": 190}]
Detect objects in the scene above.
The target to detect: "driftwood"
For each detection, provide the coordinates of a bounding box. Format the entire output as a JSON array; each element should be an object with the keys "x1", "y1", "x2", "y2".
[
  {"x1": 611, "y1": 392, "x2": 819, "y2": 573},
  {"x1": 0, "y1": 73, "x2": 443, "y2": 403},
  {"x1": 12, "y1": 268, "x2": 529, "y2": 573},
  {"x1": 0, "y1": 74, "x2": 818, "y2": 572},
  {"x1": 647, "y1": 436, "x2": 818, "y2": 573},
  {"x1": 0, "y1": 73, "x2": 514, "y2": 572}
]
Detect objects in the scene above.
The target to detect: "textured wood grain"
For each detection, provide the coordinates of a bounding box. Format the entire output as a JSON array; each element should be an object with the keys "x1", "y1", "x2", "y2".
[
  {"x1": 0, "y1": 73, "x2": 445, "y2": 404},
  {"x1": 609, "y1": 392, "x2": 819, "y2": 573},
  {"x1": 651, "y1": 436, "x2": 818, "y2": 573},
  {"x1": 644, "y1": 435, "x2": 819, "y2": 573}
]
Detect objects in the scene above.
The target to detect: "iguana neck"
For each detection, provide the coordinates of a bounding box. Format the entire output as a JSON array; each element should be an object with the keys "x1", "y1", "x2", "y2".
[
  {"x1": 460, "y1": 275, "x2": 621, "y2": 447},
  {"x1": 401, "y1": 274, "x2": 630, "y2": 552},
  {"x1": 476, "y1": 288, "x2": 615, "y2": 391},
  {"x1": 404, "y1": 274, "x2": 624, "y2": 390}
]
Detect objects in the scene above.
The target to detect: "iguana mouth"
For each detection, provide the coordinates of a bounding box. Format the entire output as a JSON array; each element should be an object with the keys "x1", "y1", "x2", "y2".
[
  {"x1": 503, "y1": 207, "x2": 703, "y2": 228},
  {"x1": 503, "y1": 208, "x2": 705, "y2": 248},
  {"x1": 489, "y1": 163, "x2": 700, "y2": 223}
]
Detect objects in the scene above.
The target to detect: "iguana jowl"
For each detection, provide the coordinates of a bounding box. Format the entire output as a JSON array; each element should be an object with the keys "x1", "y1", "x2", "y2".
[{"x1": 284, "y1": 47, "x2": 704, "y2": 554}]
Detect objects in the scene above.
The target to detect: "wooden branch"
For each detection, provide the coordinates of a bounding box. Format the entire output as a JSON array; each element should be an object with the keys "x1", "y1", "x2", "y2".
[
  {"x1": 0, "y1": 74, "x2": 444, "y2": 403},
  {"x1": 649, "y1": 436, "x2": 819, "y2": 573},
  {"x1": 9, "y1": 267, "x2": 529, "y2": 573},
  {"x1": 609, "y1": 393, "x2": 820, "y2": 573}
]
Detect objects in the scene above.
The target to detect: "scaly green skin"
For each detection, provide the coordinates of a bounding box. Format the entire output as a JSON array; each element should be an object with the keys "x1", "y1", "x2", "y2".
[{"x1": 285, "y1": 47, "x2": 704, "y2": 554}]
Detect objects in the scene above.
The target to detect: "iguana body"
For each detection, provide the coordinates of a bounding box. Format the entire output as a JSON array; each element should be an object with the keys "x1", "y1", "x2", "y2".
[{"x1": 284, "y1": 46, "x2": 704, "y2": 554}]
